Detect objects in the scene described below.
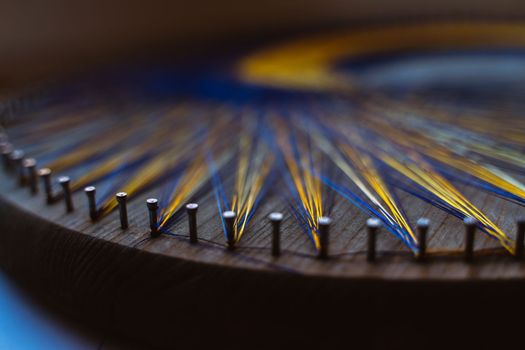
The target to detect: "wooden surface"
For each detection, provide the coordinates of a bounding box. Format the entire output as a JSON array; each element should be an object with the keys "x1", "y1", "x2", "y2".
[
  {"x1": 1, "y1": 161, "x2": 525, "y2": 281},
  {"x1": 2, "y1": 137, "x2": 525, "y2": 348},
  {"x1": 1, "y1": 173, "x2": 525, "y2": 349}
]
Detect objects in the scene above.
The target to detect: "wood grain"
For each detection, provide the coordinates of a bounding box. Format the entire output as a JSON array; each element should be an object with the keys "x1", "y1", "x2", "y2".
[
  {"x1": 1, "y1": 160, "x2": 524, "y2": 281},
  {"x1": 1, "y1": 162, "x2": 525, "y2": 348}
]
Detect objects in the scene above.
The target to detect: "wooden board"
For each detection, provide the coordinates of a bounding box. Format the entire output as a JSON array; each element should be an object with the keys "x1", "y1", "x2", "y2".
[
  {"x1": 2, "y1": 20, "x2": 525, "y2": 347},
  {"x1": 1, "y1": 162, "x2": 524, "y2": 280},
  {"x1": 2, "y1": 168, "x2": 525, "y2": 349}
]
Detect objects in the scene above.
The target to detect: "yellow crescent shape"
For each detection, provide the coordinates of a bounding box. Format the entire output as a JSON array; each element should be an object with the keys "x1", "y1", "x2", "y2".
[{"x1": 238, "y1": 21, "x2": 525, "y2": 90}]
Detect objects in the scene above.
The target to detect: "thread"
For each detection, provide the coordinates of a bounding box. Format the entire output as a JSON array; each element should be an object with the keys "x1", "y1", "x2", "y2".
[{"x1": 2, "y1": 22, "x2": 525, "y2": 261}]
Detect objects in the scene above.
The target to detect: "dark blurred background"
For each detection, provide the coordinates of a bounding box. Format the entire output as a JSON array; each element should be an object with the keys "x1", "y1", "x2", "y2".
[{"x1": 1, "y1": 0, "x2": 525, "y2": 87}]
